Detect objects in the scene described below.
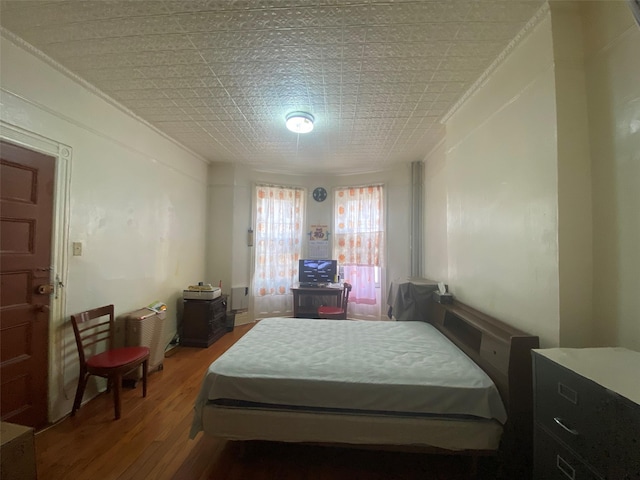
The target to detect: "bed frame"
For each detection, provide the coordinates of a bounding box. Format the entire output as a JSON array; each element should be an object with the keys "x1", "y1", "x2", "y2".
[
  {"x1": 426, "y1": 299, "x2": 539, "y2": 476},
  {"x1": 197, "y1": 298, "x2": 539, "y2": 477}
]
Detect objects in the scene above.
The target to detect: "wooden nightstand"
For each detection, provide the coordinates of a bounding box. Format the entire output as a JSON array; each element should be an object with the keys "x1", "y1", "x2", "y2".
[{"x1": 181, "y1": 295, "x2": 228, "y2": 347}]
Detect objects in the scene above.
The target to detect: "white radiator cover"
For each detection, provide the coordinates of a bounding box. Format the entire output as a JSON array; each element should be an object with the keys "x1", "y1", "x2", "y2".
[
  {"x1": 124, "y1": 309, "x2": 166, "y2": 379},
  {"x1": 231, "y1": 286, "x2": 249, "y2": 310}
]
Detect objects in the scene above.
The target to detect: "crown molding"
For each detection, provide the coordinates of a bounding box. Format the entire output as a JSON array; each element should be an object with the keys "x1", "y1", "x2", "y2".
[
  {"x1": 1, "y1": 27, "x2": 209, "y2": 165},
  {"x1": 440, "y1": 2, "x2": 551, "y2": 125}
]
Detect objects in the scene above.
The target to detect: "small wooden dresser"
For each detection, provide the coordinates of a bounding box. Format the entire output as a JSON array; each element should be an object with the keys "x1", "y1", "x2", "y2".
[
  {"x1": 532, "y1": 348, "x2": 640, "y2": 479},
  {"x1": 181, "y1": 295, "x2": 228, "y2": 347}
]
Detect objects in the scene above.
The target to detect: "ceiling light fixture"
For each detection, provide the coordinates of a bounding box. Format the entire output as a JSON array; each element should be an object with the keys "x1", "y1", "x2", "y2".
[{"x1": 285, "y1": 111, "x2": 314, "y2": 134}]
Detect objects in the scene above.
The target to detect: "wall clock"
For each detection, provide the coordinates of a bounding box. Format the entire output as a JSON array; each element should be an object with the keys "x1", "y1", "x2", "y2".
[{"x1": 312, "y1": 187, "x2": 327, "y2": 202}]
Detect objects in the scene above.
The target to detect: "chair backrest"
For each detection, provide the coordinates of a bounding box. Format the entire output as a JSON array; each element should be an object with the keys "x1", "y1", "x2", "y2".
[
  {"x1": 341, "y1": 283, "x2": 352, "y2": 311},
  {"x1": 70, "y1": 305, "x2": 115, "y2": 365}
]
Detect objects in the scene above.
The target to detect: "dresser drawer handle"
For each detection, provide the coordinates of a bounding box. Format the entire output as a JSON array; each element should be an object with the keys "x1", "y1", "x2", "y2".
[
  {"x1": 553, "y1": 417, "x2": 579, "y2": 436},
  {"x1": 556, "y1": 455, "x2": 576, "y2": 480}
]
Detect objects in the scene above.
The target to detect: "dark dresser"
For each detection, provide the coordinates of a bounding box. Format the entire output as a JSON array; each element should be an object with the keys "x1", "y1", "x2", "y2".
[
  {"x1": 181, "y1": 295, "x2": 227, "y2": 347},
  {"x1": 532, "y1": 348, "x2": 640, "y2": 480}
]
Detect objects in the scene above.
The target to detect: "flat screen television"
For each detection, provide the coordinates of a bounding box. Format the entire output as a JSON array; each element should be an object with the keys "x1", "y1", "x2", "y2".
[{"x1": 298, "y1": 259, "x2": 337, "y2": 286}]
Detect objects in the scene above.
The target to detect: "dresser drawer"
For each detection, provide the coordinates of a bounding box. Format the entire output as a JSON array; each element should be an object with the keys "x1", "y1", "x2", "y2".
[
  {"x1": 208, "y1": 314, "x2": 226, "y2": 335},
  {"x1": 212, "y1": 297, "x2": 227, "y2": 316},
  {"x1": 534, "y1": 425, "x2": 603, "y2": 480},
  {"x1": 533, "y1": 354, "x2": 615, "y2": 473}
]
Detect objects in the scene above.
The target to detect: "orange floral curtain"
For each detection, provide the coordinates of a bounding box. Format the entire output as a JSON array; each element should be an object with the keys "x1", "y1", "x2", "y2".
[
  {"x1": 253, "y1": 184, "x2": 305, "y2": 316},
  {"x1": 333, "y1": 185, "x2": 384, "y2": 309}
]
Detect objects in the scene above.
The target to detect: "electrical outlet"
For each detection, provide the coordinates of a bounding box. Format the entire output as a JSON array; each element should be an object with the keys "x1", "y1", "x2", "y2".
[{"x1": 72, "y1": 242, "x2": 82, "y2": 256}]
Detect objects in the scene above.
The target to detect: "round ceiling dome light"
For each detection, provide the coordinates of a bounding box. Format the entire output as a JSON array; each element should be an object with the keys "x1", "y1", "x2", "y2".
[{"x1": 285, "y1": 111, "x2": 315, "y2": 134}]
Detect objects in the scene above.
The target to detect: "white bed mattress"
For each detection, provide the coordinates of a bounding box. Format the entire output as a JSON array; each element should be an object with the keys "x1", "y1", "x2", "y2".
[{"x1": 190, "y1": 318, "x2": 506, "y2": 438}]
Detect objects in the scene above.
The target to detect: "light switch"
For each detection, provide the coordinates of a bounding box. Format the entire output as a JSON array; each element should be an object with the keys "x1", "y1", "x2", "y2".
[{"x1": 72, "y1": 242, "x2": 82, "y2": 256}]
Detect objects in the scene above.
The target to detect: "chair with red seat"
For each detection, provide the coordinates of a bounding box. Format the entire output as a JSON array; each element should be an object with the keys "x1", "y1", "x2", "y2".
[
  {"x1": 70, "y1": 304, "x2": 149, "y2": 420},
  {"x1": 318, "y1": 282, "x2": 352, "y2": 320}
]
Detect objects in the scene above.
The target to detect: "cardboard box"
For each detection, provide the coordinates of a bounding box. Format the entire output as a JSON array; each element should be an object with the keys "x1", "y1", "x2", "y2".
[{"x1": 0, "y1": 422, "x2": 37, "y2": 480}]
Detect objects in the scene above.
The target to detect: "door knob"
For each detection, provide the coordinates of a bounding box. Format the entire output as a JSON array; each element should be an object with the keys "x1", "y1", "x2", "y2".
[{"x1": 36, "y1": 284, "x2": 54, "y2": 295}]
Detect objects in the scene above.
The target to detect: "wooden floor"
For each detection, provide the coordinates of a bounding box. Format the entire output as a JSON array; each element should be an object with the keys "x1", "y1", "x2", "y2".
[{"x1": 34, "y1": 323, "x2": 491, "y2": 480}]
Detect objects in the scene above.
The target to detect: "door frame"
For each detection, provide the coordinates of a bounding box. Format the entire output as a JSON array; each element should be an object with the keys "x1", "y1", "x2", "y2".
[{"x1": 1, "y1": 121, "x2": 71, "y2": 424}]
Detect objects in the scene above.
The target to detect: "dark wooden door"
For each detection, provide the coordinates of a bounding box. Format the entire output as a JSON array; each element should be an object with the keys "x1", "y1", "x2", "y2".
[{"x1": 1, "y1": 140, "x2": 55, "y2": 429}]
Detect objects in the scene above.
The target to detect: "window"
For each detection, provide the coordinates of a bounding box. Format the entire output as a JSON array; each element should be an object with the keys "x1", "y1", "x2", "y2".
[
  {"x1": 253, "y1": 184, "x2": 305, "y2": 316},
  {"x1": 333, "y1": 185, "x2": 385, "y2": 319}
]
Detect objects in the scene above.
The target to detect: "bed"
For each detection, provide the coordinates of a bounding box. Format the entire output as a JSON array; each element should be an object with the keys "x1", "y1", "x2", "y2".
[{"x1": 189, "y1": 299, "x2": 539, "y2": 470}]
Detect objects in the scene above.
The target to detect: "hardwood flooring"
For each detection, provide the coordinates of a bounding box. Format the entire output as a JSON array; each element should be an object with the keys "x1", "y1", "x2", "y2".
[{"x1": 35, "y1": 323, "x2": 490, "y2": 480}]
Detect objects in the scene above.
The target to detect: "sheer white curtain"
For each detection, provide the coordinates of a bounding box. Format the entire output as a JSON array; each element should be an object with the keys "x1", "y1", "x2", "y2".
[
  {"x1": 333, "y1": 185, "x2": 385, "y2": 320},
  {"x1": 253, "y1": 184, "x2": 305, "y2": 317}
]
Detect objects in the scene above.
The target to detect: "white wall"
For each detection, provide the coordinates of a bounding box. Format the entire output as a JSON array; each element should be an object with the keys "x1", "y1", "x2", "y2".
[
  {"x1": 1, "y1": 36, "x2": 208, "y2": 421},
  {"x1": 206, "y1": 163, "x2": 236, "y2": 293},
  {"x1": 207, "y1": 163, "x2": 413, "y2": 321},
  {"x1": 426, "y1": 12, "x2": 561, "y2": 347},
  {"x1": 550, "y1": 2, "x2": 594, "y2": 347},
  {"x1": 424, "y1": 2, "x2": 640, "y2": 350},
  {"x1": 582, "y1": 1, "x2": 640, "y2": 350},
  {"x1": 423, "y1": 139, "x2": 448, "y2": 282}
]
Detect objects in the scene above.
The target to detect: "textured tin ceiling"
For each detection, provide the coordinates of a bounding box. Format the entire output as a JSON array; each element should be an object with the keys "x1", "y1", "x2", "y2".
[{"x1": 0, "y1": 0, "x2": 545, "y2": 174}]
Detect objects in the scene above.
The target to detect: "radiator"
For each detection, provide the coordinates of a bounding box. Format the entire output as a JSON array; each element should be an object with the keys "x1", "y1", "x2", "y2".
[
  {"x1": 231, "y1": 286, "x2": 249, "y2": 310},
  {"x1": 123, "y1": 308, "x2": 166, "y2": 382}
]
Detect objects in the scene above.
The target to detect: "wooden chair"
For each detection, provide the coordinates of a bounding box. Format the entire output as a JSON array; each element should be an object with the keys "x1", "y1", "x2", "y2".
[
  {"x1": 318, "y1": 283, "x2": 352, "y2": 320},
  {"x1": 70, "y1": 304, "x2": 150, "y2": 420}
]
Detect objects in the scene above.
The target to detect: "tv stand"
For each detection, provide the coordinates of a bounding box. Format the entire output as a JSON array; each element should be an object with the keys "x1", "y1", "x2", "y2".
[{"x1": 291, "y1": 284, "x2": 343, "y2": 318}]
